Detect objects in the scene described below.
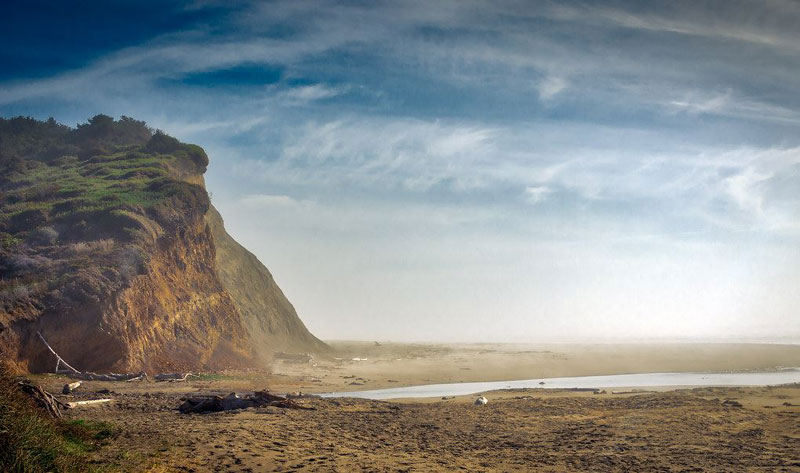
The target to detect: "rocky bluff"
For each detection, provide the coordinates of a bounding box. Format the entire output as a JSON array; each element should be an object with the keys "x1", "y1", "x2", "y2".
[{"x1": 0, "y1": 115, "x2": 326, "y2": 373}]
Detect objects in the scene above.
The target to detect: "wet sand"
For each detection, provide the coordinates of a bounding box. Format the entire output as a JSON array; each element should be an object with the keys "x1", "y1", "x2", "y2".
[{"x1": 29, "y1": 342, "x2": 800, "y2": 472}]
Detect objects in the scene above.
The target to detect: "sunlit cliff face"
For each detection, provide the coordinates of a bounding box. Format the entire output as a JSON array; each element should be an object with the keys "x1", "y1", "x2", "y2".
[{"x1": 2, "y1": 1, "x2": 799, "y2": 342}]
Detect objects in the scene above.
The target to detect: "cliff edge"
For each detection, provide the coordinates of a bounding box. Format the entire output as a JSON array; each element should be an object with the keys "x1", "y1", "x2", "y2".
[{"x1": 0, "y1": 115, "x2": 326, "y2": 373}]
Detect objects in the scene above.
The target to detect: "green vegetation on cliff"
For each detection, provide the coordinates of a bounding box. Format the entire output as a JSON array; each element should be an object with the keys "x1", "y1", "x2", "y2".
[
  {"x1": 0, "y1": 115, "x2": 325, "y2": 374},
  {"x1": 0, "y1": 116, "x2": 209, "y2": 327}
]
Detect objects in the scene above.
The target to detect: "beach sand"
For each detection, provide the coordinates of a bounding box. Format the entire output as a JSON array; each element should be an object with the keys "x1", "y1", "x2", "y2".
[
  {"x1": 275, "y1": 341, "x2": 800, "y2": 394},
  {"x1": 31, "y1": 342, "x2": 800, "y2": 472}
]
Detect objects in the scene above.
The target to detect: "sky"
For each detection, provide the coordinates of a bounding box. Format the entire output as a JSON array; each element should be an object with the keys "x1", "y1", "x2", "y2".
[{"x1": 2, "y1": 0, "x2": 799, "y2": 343}]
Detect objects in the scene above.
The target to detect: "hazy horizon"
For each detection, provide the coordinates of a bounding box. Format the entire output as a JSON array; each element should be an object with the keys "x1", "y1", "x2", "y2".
[{"x1": 2, "y1": 1, "x2": 799, "y2": 343}]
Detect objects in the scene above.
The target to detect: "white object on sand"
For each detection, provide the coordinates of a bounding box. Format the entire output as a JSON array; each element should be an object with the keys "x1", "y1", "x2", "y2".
[
  {"x1": 474, "y1": 396, "x2": 488, "y2": 406},
  {"x1": 67, "y1": 399, "x2": 113, "y2": 408}
]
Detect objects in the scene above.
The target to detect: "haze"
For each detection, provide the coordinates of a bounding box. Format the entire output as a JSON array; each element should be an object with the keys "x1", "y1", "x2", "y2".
[{"x1": 2, "y1": 1, "x2": 799, "y2": 343}]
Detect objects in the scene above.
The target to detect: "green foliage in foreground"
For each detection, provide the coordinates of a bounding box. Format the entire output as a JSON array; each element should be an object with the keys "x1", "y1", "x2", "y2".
[{"x1": 0, "y1": 365, "x2": 116, "y2": 473}]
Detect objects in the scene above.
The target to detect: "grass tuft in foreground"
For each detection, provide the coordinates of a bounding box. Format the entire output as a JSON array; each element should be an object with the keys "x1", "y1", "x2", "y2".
[{"x1": 0, "y1": 364, "x2": 116, "y2": 472}]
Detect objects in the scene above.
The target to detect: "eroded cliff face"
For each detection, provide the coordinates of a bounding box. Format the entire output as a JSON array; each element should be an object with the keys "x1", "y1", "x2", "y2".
[
  {"x1": 207, "y1": 207, "x2": 327, "y2": 361},
  {"x1": 12, "y1": 209, "x2": 253, "y2": 373},
  {"x1": 0, "y1": 116, "x2": 325, "y2": 373}
]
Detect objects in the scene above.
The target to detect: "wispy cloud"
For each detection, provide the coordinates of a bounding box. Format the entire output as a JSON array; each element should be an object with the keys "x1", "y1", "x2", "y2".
[
  {"x1": 524, "y1": 185, "x2": 553, "y2": 204},
  {"x1": 2, "y1": 0, "x2": 799, "y2": 340},
  {"x1": 240, "y1": 193, "x2": 312, "y2": 208},
  {"x1": 280, "y1": 84, "x2": 346, "y2": 104},
  {"x1": 538, "y1": 76, "x2": 566, "y2": 101}
]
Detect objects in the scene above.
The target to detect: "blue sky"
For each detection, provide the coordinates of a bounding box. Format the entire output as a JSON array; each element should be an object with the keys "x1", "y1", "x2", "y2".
[{"x1": 2, "y1": 0, "x2": 799, "y2": 342}]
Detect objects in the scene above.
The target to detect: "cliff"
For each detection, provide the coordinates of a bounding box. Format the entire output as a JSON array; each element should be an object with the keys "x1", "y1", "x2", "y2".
[
  {"x1": 206, "y1": 207, "x2": 327, "y2": 359},
  {"x1": 0, "y1": 115, "x2": 326, "y2": 373}
]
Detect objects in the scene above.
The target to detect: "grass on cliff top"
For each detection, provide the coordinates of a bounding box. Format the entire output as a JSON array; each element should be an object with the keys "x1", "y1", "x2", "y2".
[
  {"x1": 0, "y1": 115, "x2": 209, "y2": 234},
  {"x1": 2, "y1": 151, "x2": 174, "y2": 222},
  {"x1": 0, "y1": 116, "x2": 212, "y2": 318},
  {"x1": 0, "y1": 365, "x2": 116, "y2": 473}
]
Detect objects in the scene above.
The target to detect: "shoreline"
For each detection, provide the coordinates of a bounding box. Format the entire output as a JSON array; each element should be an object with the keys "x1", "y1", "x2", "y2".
[
  {"x1": 270, "y1": 341, "x2": 800, "y2": 395},
  {"x1": 24, "y1": 341, "x2": 800, "y2": 471},
  {"x1": 319, "y1": 368, "x2": 800, "y2": 400}
]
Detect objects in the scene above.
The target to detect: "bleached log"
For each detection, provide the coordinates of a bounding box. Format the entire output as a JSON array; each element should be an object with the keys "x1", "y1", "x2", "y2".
[
  {"x1": 67, "y1": 399, "x2": 113, "y2": 408},
  {"x1": 36, "y1": 331, "x2": 80, "y2": 373},
  {"x1": 62, "y1": 381, "x2": 82, "y2": 394}
]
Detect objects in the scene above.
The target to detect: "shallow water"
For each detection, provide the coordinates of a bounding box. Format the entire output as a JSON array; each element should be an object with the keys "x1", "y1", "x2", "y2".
[{"x1": 321, "y1": 369, "x2": 800, "y2": 400}]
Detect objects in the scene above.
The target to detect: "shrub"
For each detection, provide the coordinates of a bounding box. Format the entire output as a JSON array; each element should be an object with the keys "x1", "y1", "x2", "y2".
[
  {"x1": 145, "y1": 130, "x2": 181, "y2": 154},
  {"x1": 8, "y1": 209, "x2": 49, "y2": 233},
  {"x1": 4, "y1": 254, "x2": 52, "y2": 274},
  {"x1": 181, "y1": 144, "x2": 209, "y2": 171},
  {"x1": 26, "y1": 226, "x2": 58, "y2": 246},
  {"x1": 66, "y1": 239, "x2": 114, "y2": 256},
  {"x1": 0, "y1": 233, "x2": 21, "y2": 250},
  {"x1": 117, "y1": 246, "x2": 146, "y2": 282}
]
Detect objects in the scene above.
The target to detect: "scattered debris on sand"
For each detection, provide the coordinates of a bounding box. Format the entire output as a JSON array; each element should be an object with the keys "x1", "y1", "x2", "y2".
[
  {"x1": 274, "y1": 352, "x2": 314, "y2": 363},
  {"x1": 179, "y1": 390, "x2": 316, "y2": 413},
  {"x1": 18, "y1": 381, "x2": 68, "y2": 418},
  {"x1": 474, "y1": 396, "x2": 488, "y2": 406}
]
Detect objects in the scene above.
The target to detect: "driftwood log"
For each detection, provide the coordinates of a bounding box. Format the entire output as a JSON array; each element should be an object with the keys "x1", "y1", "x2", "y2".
[
  {"x1": 66, "y1": 371, "x2": 147, "y2": 382},
  {"x1": 154, "y1": 372, "x2": 195, "y2": 382},
  {"x1": 67, "y1": 399, "x2": 113, "y2": 408},
  {"x1": 62, "y1": 381, "x2": 82, "y2": 394},
  {"x1": 179, "y1": 390, "x2": 315, "y2": 414},
  {"x1": 18, "y1": 381, "x2": 69, "y2": 418}
]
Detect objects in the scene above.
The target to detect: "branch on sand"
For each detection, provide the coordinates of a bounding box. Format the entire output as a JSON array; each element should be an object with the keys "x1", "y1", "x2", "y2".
[
  {"x1": 66, "y1": 371, "x2": 147, "y2": 382},
  {"x1": 154, "y1": 372, "x2": 197, "y2": 382},
  {"x1": 18, "y1": 381, "x2": 69, "y2": 418}
]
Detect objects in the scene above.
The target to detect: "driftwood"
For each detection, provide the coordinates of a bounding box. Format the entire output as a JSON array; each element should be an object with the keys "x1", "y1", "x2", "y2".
[
  {"x1": 274, "y1": 352, "x2": 313, "y2": 363},
  {"x1": 62, "y1": 381, "x2": 82, "y2": 394},
  {"x1": 67, "y1": 399, "x2": 113, "y2": 408},
  {"x1": 179, "y1": 390, "x2": 315, "y2": 414},
  {"x1": 66, "y1": 371, "x2": 146, "y2": 382},
  {"x1": 18, "y1": 381, "x2": 68, "y2": 418},
  {"x1": 37, "y1": 331, "x2": 80, "y2": 373},
  {"x1": 154, "y1": 372, "x2": 195, "y2": 382}
]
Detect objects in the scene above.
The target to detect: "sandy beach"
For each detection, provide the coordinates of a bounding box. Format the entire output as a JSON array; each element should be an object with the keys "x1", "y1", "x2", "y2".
[
  {"x1": 272, "y1": 341, "x2": 800, "y2": 394},
  {"x1": 25, "y1": 342, "x2": 800, "y2": 472}
]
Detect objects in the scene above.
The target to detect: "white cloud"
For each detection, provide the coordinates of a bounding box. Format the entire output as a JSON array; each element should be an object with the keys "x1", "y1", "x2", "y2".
[
  {"x1": 280, "y1": 84, "x2": 346, "y2": 104},
  {"x1": 240, "y1": 194, "x2": 311, "y2": 208},
  {"x1": 538, "y1": 76, "x2": 566, "y2": 100},
  {"x1": 524, "y1": 185, "x2": 552, "y2": 204},
  {"x1": 426, "y1": 127, "x2": 494, "y2": 157},
  {"x1": 270, "y1": 118, "x2": 498, "y2": 191},
  {"x1": 670, "y1": 90, "x2": 731, "y2": 114},
  {"x1": 724, "y1": 167, "x2": 770, "y2": 215}
]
